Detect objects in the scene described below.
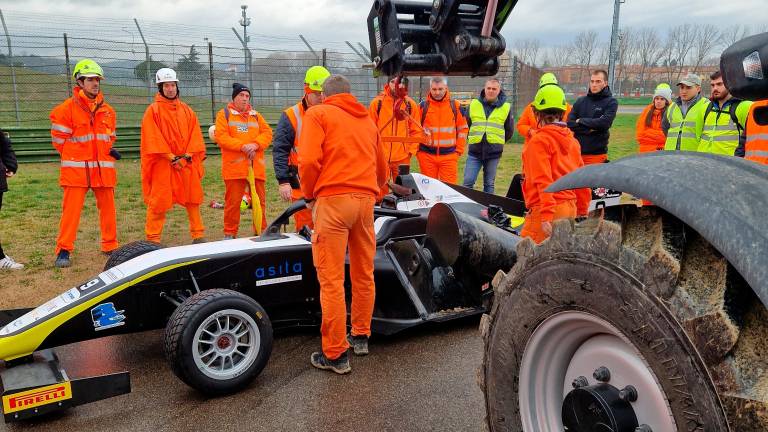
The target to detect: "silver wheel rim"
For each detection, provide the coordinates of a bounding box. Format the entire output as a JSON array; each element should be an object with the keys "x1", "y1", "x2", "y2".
[
  {"x1": 518, "y1": 311, "x2": 676, "y2": 432},
  {"x1": 192, "y1": 309, "x2": 261, "y2": 380}
]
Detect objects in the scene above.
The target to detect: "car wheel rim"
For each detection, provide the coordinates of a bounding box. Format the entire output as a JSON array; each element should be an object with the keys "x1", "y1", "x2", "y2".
[
  {"x1": 518, "y1": 311, "x2": 676, "y2": 432},
  {"x1": 192, "y1": 309, "x2": 261, "y2": 380}
]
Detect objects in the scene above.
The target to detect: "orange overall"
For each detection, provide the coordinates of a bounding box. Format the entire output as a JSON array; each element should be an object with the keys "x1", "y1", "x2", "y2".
[
  {"x1": 521, "y1": 123, "x2": 591, "y2": 243},
  {"x1": 282, "y1": 101, "x2": 313, "y2": 230},
  {"x1": 516, "y1": 102, "x2": 572, "y2": 144},
  {"x1": 416, "y1": 90, "x2": 468, "y2": 184},
  {"x1": 299, "y1": 93, "x2": 388, "y2": 360},
  {"x1": 214, "y1": 103, "x2": 273, "y2": 236},
  {"x1": 140, "y1": 94, "x2": 206, "y2": 243},
  {"x1": 50, "y1": 87, "x2": 118, "y2": 254},
  {"x1": 369, "y1": 85, "x2": 422, "y2": 190},
  {"x1": 635, "y1": 104, "x2": 667, "y2": 206}
]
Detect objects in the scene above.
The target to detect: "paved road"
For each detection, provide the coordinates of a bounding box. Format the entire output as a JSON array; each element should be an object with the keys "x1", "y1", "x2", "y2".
[
  {"x1": 618, "y1": 105, "x2": 644, "y2": 115},
  {"x1": 2, "y1": 318, "x2": 486, "y2": 432}
]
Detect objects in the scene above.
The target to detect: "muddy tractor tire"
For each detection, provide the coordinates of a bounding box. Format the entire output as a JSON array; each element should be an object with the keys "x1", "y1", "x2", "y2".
[
  {"x1": 480, "y1": 208, "x2": 768, "y2": 431},
  {"x1": 104, "y1": 240, "x2": 163, "y2": 271}
]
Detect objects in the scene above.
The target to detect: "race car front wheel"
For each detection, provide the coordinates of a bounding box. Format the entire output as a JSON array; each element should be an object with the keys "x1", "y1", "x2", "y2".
[
  {"x1": 164, "y1": 289, "x2": 273, "y2": 396},
  {"x1": 104, "y1": 240, "x2": 162, "y2": 271}
]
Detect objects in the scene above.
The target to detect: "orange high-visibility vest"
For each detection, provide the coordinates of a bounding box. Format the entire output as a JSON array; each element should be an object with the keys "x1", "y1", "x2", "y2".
[{"x1": 745, "y1": 100, "x2": 768, "y2": 165}]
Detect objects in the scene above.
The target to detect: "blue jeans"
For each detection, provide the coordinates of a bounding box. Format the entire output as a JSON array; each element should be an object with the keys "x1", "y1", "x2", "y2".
[{"x1": 463, "y1": 154, "x2": 500, "y2": 194}]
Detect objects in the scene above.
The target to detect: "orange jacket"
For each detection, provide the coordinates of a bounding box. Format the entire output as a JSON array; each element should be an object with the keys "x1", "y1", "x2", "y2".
[
  {"x1": 635, "y1": 104, "x2": 666, "y2": 153},
  {"x1": 50, "y1": 88, "x2": 117, "y2": 188},
  {"x1": 745, "y1": 99, "x2": 768, "y2": 164},
  {"x1": 419, "y1": 90, "x2": 468, "y2": 156},
  {"x1": 516, "y1": 102, "x2": 572, "y2": 143},
  {"x1": 214, "y1": 103, "x2": 273, "y2": 181},
  {"x1": 140, "y1": 94, "x2": 206, "y2": 211},
  {"x1": 299, "y1": 93, "x2": 388, "y2": 200},
  {"x1": 522, "y1": 123, "x2": 591, "y2": 221},
  {"x1": 369, "y1": 85, "x2": 422, "y2": 163}
]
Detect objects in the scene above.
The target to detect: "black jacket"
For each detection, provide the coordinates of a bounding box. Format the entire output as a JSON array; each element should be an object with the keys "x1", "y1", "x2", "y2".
[
  {"x1": 0, "y1": 129, "x2": 18, "y2": 193},
  {"x1": 272, "y1": 99, "x2": 308, "y2": 188},
  {"x1": 466, "y1": 89, "x2": 515, "y2": 160},
  {"x1": 567, "y1": 86, "x2": 618, "y2": 155}
]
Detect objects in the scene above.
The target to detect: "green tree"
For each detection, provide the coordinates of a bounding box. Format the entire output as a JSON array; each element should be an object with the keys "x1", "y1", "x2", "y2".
[
  {"x1": 177, "y1": 45, "x2": 203, "y2": 73},
  {"x1": 134, "y1": 57, "x2": 168, "y2": 80}
]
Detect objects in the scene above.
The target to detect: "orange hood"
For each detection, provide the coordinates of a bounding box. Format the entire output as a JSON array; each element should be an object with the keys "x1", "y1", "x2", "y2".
[{"x1": 323, "y1": 93, "x2": 369, "y2": 118}]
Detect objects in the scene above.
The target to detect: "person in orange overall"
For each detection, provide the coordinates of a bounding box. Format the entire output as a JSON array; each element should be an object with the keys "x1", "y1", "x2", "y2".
[
  {"x1": 517, "y1": 72, "x2": 572, "y2": 144},
  {"x1": 636, "y1": 83, "x2": 671, "y2": 154},
  {"x1": 416, "y1": 77, "x2": 468, "y2": 184},
  {"x1": 742, "y1": 99, "x2": 768, "y2": 165},
  {"x1": 521, "y1": 84, "x2": 591, "y2": 244},
  {"x1": 299, "y1": 75, "x2": 388, "y2": 374},
  {"x1": 273, "y1": 66, "x2": 331, "y2": 231},
  {"x1": 140, "y1": 68, "x2": 207, "y2": 244},
  {"x1": 50, "y1": 59, "x2": 120, "y2": 268},
  {"x1": 369, "y1": 76, "x2": 422, "y2": 190},
  {"x1": 214, "y1": 83, "x2": 273, "y2": 238}
]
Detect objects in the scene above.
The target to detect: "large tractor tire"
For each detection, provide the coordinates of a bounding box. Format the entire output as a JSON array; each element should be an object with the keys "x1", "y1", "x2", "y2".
[{"x1": 480, "y1": 208, "x2": 768, "y2": 431}]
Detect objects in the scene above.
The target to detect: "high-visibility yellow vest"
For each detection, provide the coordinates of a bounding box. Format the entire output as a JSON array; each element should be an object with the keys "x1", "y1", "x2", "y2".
[
  {"x1": 664, "y1": 97, "x2": 710, "y2": 151},
  {"x1": 468, "y1": 99, "x2": 511, "y2": 145},
  {"x1": 698, "y1": 99, "x2": 752, "y2": 156}
]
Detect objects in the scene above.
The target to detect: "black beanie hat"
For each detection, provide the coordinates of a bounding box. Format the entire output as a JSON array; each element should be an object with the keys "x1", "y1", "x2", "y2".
[{"x1": 232, "y1": 83, "x2": 251, "y2": 100}]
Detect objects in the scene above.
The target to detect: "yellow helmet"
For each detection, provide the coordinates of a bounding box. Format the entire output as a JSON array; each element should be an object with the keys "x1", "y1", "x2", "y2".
[
  {"x1": 72, "y1": 59, "x2": 104, "y2": 80},
  {"x1": 304, "y1": 66, "x2": 331, "y2": 92},
  {"x1": 539, "y1": 72, "x2": 558, "y2": 88},
  {"x1": 532, "y1": 85, "x2": 567, "y2": 112}
]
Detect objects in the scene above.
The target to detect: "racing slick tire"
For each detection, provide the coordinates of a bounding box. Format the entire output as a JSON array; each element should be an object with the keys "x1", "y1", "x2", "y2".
[
  {"x1": 104, "y1": 240, "x2": 163, "y2": 270},
  {"x1": 480, "y1": 210, "x2": 768, "y2": 431},
  {"x1": 164, "y1": 289, "x2": 273, "y2": 396}
]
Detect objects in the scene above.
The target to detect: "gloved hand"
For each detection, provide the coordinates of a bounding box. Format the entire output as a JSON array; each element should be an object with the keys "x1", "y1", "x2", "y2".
[
  {"x1": 171, "y1": 154, "x2": 191, "y2": 170},
  {"x1": 109, "y1": 148, "x2": 122, "y2": 160}
]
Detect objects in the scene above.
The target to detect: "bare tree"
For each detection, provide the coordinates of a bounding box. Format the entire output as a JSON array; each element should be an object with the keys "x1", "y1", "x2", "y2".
[
  {"x1": 571, "y1": 30, "x2": 599, "y2": 85},
  {"x1": 668, "y1": 24, "x2": 697, "y2": 82},
  {"x1": 614, "y1": 27, "x2": 635, "y2": 94},
  {"x1": 549, "y1": 44, "x2": 574, "y2": 67},
  {"x1": 634, "y1": 27, "x2": 663, "y2": 93},
  {"x1": 660, "y1": 29, "x2": 678, "y2": 85},
  {"x1": 721, "y1": 24, "x2": 751, "y2": 48},
  {"x1": 512, "y1": 38, "x2": 541, "y2": 67},
  {"x1": 690, "y1": 24, "x2": 721, "y2": 74}
]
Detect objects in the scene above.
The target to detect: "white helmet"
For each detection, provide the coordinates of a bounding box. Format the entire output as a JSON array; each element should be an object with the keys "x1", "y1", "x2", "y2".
[
  {"x1": 155, "y1": 68, "x2": 179, "y2": 84},
  {"x1": 208, "y1": 125, "x2": 216, "y2": 142}
]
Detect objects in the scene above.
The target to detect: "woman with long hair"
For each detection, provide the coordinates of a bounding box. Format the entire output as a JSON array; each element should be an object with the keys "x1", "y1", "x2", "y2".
[{"x1": 636, "y1": 83, "x2": 672, "y2": 153}]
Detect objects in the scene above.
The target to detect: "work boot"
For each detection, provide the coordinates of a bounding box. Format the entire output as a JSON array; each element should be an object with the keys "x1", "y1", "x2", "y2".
[
  {"x1": 54, "y1": 250, "x2": 71, "y2": 268},
  {"x1": 310, "y1": 351, "x2": 351, "y2": 375},
  {"x1": 0, "y1": 255, "x2": 24, "y2": 270},
  {"x1": 347, "y1": 334, "x2": 369, "y2": 356},
  {"x1": 192, "y1": 237, "x2": 207, "y2": 244},
  {"x1": 223, "y1": 235, "x2": 235, "y2": 240}
]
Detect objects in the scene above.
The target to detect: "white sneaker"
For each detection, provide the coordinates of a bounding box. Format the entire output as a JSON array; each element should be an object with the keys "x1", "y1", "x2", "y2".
[{"x1": 0, "y1": 256, "x2": 24, "y2": 270}]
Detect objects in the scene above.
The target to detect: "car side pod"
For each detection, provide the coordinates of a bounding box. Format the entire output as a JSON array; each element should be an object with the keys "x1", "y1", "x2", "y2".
[{"x1": 1, "y1": 350, "x2": 130, "y2": 423}]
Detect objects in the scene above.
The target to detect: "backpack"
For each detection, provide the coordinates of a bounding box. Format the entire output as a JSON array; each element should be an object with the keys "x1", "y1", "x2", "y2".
[
  {"x1": 419, "y1": 99, "x2": 459, "y2": 125},
  {"x1": 703, "y1": 99, "x2": 746, "y2": 138}
]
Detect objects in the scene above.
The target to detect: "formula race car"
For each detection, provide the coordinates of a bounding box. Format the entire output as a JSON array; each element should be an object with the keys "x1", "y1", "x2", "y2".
[{"x1": 0, "y1": 172, "x2": 538, "y2": 422}]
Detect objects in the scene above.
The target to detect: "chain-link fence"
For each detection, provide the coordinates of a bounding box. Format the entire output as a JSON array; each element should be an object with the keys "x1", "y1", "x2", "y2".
[{"x1": 0, "y1": 10, "x2": 541, "y2": 160}]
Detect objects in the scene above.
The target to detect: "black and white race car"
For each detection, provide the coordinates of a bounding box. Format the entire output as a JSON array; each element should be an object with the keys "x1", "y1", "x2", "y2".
[{"x1": 0, "y1": 173, "x2": 532, "y2": 422}]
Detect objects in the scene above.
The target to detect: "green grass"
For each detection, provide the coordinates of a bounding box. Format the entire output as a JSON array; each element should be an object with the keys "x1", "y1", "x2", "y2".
[
  {"x1": 616, "y1": 97, "x2": 653, "y2": 106},
  {"x1": 0, "y1": 114, "x2": 638, "y2": 309}
]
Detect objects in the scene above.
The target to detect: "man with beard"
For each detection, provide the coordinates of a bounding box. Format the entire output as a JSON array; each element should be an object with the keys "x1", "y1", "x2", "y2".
[{"x1": 699, "y1": 70, "x2": 752, "y2": 156}]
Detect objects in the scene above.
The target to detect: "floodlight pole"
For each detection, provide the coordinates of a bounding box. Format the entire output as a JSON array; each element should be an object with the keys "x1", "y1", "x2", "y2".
[{"x1": 607, "y1": 0, "x2": 625, "y2": 91}]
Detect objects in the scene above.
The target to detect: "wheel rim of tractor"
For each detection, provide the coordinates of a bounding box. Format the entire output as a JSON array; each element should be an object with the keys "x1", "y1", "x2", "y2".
[
  {"x1": 518, "y1": 310, "x2": 676, "y2": 431},
  {"x1": 192, "y1": 309, "x2": 261, "y2": 380}
]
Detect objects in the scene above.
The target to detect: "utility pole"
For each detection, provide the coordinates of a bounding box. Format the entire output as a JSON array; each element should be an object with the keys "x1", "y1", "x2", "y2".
[
  {"x1": 236, "y1": 5, "x2": 252, "y2": 91},
  {"x1": 607, "y1": 0, "x2": 625, "y2": 90}
]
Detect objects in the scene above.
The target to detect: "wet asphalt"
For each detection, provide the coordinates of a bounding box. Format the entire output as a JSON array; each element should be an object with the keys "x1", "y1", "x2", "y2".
[{"x1": 2, "y1": 317, "x2": 485, "y2": 432}]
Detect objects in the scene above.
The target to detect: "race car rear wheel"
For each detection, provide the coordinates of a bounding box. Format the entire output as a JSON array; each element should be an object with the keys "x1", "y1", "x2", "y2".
[
  {"x1": 164, "y1": 289, "x2": 273, "y2": 396},
  {"x1": 104, "y1": 240, "x2": 162, "y2": 271}
]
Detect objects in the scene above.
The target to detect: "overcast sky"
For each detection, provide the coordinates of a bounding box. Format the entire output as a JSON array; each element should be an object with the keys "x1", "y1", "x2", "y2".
[{"x1": 3, "y1": 0, "x2": 766, "y2": 50}]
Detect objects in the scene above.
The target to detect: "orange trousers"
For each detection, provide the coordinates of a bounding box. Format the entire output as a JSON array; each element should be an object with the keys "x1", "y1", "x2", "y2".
[
  {"x1": 145, "y1": 204, "x2": 205, "y2": 243},
  {"x1": 416, "y1": 152, "x2": 458, "y2": 184},
  {"x1": 520, "y1": 200, "x2": 577, "y2": 244},
  {"x1": 290, "y1": 188, "x2": 314, "y2": 232},
  {"x1": 56, "y1": 186, "x2": 117, "y2": 254},
  {"x1": 582, "y1": 154, "x2": 608, "y2": 165},
  {"x1": 312, "y1": 193, "x2": 377, "y2": 360},
  {"x1": 225, "y1": 179, "x2": 267, "y2": 236}
]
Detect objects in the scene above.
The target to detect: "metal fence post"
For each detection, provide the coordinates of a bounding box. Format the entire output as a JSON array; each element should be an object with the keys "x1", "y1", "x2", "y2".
[
  {"x1": 511, "y1": 55, "x2": 520, "y2": 117},
  {"x1": 322, "y1": 49, "x2": 327, "y2": 67},
  {"x1": 134, "y1": 18, "x2": 151, "y2": 103},
  {"x1": 208, "y1": 41, "x2": 215, "y2": 124},
  {"x1": 64, "y1": 33, "x2": 73, "y2": 97},
  {"x1": 0, "y1": 10, "x2": 21, "y2": 127}
]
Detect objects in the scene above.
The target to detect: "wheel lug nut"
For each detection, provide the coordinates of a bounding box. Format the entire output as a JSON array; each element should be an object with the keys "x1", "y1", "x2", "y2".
[
  {"x1": 619, "y1": 385, "x2": 638, "y2": 402},
  {"x1": 635, "y1": 425, "x2": 652, "y2": 432},
  {"x1": 571, "y1": 376, "x2": 589, "y2": 388},
  {"x1": 593, "y1": 366, "x2": 611, "y2": 383}
]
